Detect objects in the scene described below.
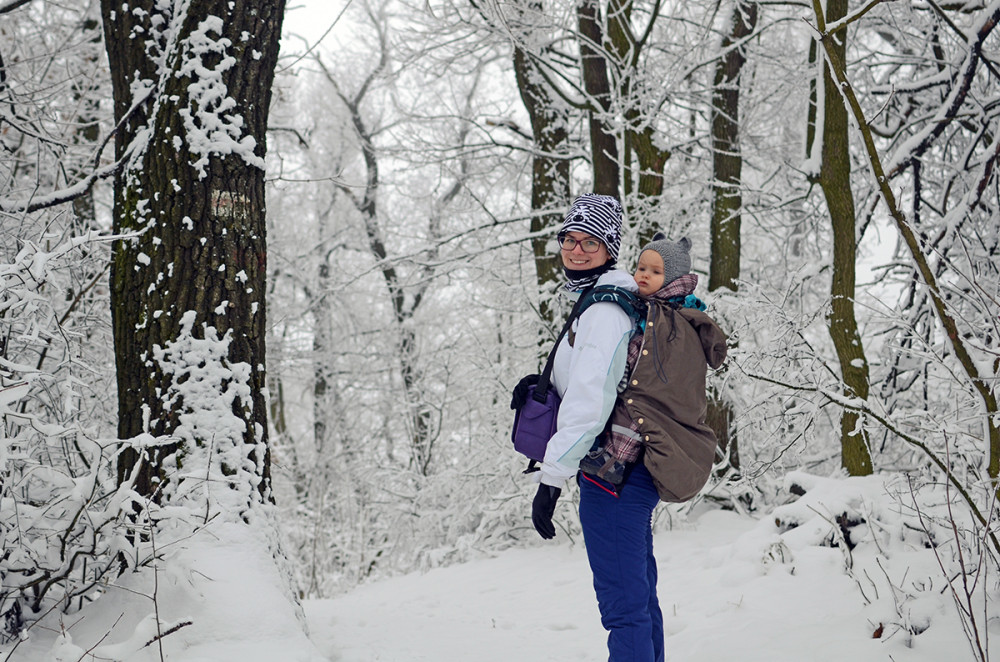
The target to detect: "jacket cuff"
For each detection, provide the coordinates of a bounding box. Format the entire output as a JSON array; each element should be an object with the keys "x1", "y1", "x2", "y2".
[{"x1": 540, "y1": 472, "x2": 570, "y2": 489}]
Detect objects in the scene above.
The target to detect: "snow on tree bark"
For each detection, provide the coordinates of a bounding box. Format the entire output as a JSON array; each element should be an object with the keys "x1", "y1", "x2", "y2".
[
  {"x1": 100, "y1": 0, "x2": 286, "y2": 513},
  {"x1": 510, "y1": 0, "x2": 571, "y2": 326}
]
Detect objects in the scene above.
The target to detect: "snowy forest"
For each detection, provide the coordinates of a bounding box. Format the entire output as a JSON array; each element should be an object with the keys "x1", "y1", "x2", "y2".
[{"x1": 1, "y1": 0, "x2": 999, "y2": 660}]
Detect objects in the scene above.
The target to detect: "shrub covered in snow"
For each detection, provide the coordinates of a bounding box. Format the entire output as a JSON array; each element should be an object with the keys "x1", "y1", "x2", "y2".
[{"x1": 0, "y1": 239, "x2": 164, "y2": 639}]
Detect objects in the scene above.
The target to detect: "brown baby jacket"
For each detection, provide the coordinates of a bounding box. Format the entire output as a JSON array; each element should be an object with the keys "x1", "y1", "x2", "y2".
[{"x1": 612, "y1": 300, "x2": 728, "y2": 502}]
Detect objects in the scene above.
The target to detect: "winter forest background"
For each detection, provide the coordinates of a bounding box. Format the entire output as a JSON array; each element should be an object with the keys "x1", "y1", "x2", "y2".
[{"x1": 1, "y1": 0, "x2": 1000, "y2": 659}]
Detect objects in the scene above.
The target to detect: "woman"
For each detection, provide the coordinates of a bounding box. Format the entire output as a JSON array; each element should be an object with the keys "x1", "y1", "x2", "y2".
[{"x1": 531, "y1": 193, "x2": 664, "y2": 662}]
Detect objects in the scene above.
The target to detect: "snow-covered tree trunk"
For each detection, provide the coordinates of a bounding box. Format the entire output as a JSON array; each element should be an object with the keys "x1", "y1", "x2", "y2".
[
  {"x1": 707, "y1": 0, "x2": 757, "y2": 474},
  {"x1": 709, "y1": 1, "x2": 755, "y2": 295},
  {"x1": 809, "y1": 0, "x2": 872, "y2": 476},
  {"x1": 811, "y1": 0, "x2": 1000, "y2": 481},
  {"x1": 100, "y1": 0, "x2": 285, "y2": 511},
  {"x1": 603, "y1": 0, "x2": 669, "y2": 211},
  {"x1": 318, "y1": 48, "x2": 442, "y2": 472},
  {"x1": 511, "y1": 0, "x2": 571, "y2": 326}
]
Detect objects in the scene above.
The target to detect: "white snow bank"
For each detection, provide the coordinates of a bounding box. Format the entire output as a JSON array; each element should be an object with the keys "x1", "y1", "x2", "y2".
[
  {"x1": 3, "y1": 473, "x2": 986, "y2": 662},
  {"x1": 5, "y1": 521, "x2": 326, "y2": 662}
]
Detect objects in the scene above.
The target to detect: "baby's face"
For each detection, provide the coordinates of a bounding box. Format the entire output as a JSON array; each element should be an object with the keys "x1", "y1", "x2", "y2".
[{"x1": 634, "y1": 250, "x2": 665, "y2": 297}]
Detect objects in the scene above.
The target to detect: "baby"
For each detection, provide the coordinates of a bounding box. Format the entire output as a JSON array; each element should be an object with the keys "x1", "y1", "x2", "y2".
[
  {"x1": 633, "y1": 247, "x2": 666, "y2": 297},
  {"x1": 580, "y1": 233, "x2": 705, "y2": 485},
  {"x1": 632, "y1": 234, "x2": 701, "y2": 304}
]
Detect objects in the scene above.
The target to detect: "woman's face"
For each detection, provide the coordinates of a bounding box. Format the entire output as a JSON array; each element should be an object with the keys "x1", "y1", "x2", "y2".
[{"x1": 560, "y1": 231, "x2": 610, "y2": 271}]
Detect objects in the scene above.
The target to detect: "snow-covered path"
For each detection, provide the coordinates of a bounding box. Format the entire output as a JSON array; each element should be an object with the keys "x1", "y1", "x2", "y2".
[
  {"x1": 304, "y1": 507, "x2": 966, "y2": 662},
  {"x1": 2, "y1": 476, "x2": 979, "y2": 661}
]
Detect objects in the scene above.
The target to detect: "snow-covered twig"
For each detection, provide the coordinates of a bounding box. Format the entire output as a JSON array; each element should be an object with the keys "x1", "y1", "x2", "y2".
[
  {"x1": 907, "y1": 472, "x2": 992, "y2": 662},
  {"x1": 0, "y1": 158, "x2": 122, "y2": 215},
  {"x1": 0, "y1": 84, "x2": 151, "y2": 215}
]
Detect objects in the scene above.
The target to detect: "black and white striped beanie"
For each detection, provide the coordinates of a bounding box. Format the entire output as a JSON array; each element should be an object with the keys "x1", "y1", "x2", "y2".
[{"x1": 559, "y1": 194, "x2": 623, "y2": 264}]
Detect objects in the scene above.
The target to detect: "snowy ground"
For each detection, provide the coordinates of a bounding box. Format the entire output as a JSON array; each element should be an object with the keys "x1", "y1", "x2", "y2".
[
  {"x1": 2, "y1": 472, "x2": 988, "y2": 661},
  {"x1": 305, "y1": 506, "x2": 972, "y2": 662}
]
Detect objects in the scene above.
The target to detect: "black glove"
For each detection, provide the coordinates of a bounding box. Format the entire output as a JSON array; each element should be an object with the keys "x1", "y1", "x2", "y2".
[
  {"x1": 510, "y1": 374, "x2": 541, "y2": 410},
  {"x1": 531, "y1": 484, "x2": 562, "y2": 540}
]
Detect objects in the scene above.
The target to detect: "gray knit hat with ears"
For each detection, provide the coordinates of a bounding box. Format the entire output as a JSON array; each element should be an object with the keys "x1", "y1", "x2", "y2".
[{"x1": 641, "y1": 233, "x2": 691, "y2": 285}]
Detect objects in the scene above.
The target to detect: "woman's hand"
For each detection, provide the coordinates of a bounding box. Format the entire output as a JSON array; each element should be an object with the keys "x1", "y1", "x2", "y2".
[
  {"x1": 510, "y1": 374, "x2": 541, "y2": 409},
  {"x1": 531, "y1": 484, "x2": 562, "y2": 539}
]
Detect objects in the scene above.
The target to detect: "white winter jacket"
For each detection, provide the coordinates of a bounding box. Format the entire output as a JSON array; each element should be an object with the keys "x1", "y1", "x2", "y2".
[{"x1": 540, "y1": 270, "x2": 638, "y2": 488}]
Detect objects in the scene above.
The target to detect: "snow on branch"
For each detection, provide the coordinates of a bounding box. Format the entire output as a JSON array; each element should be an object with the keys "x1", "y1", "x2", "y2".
[
  {"x1": 0, "y1": 236, "x2": 175, "y2": 637},
  {"x1": 884, "y1": 3, "x2": 1000, "y2": 176},
  {"x1": 0, "y1": 159, "x2": 123, "y2": 215},
  {"x1": 0, "y1": 79, "x2": 151, "y2": 215}
]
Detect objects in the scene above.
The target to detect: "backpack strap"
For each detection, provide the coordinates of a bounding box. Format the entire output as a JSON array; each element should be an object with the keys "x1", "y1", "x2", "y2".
[
  {"x1": 523, "y1": 285, "x2": 646, "y2": 475},
  {"x1": 532, "y1": 291, "x2": 591, "y2": 404}
]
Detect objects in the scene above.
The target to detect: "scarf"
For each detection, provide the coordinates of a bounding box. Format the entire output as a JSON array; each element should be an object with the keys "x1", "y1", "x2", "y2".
[
  {"x1": 563, "y1": 262, "x2": 612, "y2": 292},
  {"x1": 655, "y1": 273, "x2": 699, "y2": 302}
]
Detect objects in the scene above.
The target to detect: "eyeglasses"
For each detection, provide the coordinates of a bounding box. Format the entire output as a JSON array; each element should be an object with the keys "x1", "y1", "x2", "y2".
[{"x1": 558, "y1": 236, "x2": 603, "y2": 253}]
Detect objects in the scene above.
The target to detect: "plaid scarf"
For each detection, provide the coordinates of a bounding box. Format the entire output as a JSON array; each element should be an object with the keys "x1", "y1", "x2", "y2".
[
  {"x1": 605, "y1": 274, "x2": 701, "y2": 464},
  {"x1": 655, "y1": 273, "x2": 699, "y2": 301}
]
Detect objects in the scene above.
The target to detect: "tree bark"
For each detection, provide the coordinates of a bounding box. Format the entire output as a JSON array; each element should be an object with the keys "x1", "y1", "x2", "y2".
[
  {"x1": 512, "y1": 1, "x2": 571, "y2": 325},
  {"x1": 813, "y1": 2, "x2": 1000, "y2": 480},
  {"x1": 709, "y1": 2, "x2": 756, "y2": 294},
  {"x1": 577, "y1": 0, "x2": 619, "y2": 196},
  {"x1": 601, "y1": 0, "x2": 670, "y2": 209},
  {"x1": 707, "y1": 1, "x2": 756, "y2": 476},
  {"x1": 102, "y1": 0, "x2": 284, "y2": 505},
  {"x1": 811, "y1": 0, "x2": 872, "y2": 476}
]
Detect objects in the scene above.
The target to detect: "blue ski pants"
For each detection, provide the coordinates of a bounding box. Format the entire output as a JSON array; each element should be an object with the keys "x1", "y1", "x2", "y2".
[{"x1": 578, "y1": 463, "x2": 664, "y2": 662}]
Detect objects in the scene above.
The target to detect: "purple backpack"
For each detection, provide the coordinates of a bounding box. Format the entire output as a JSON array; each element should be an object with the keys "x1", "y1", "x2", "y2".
[{"x1": 510, "y1": 377, "x2": 560, "y2": 462}]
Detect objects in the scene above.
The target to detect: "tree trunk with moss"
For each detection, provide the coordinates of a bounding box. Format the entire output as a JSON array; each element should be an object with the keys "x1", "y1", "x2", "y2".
[
  {"x1": 706, "y1": 1, "x2": 756, "y2": 474},
  {"x1": 102, "y1": 0, "x2": 284, "y2": 506},
  {"x1": 810, "y1": 0, "x2": 872, "y2": 476}
]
